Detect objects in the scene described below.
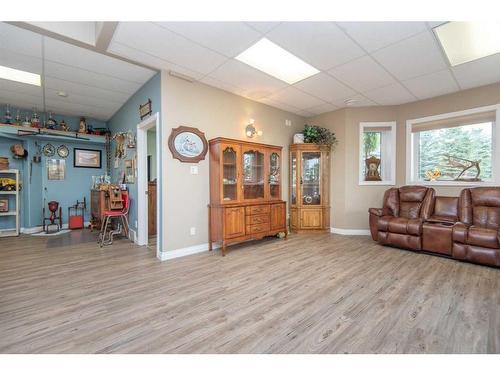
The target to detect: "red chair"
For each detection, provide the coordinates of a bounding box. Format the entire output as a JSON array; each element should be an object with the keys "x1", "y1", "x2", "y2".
[{"x1": 98, "y1": 190, "x2": 130, "y2": 247}]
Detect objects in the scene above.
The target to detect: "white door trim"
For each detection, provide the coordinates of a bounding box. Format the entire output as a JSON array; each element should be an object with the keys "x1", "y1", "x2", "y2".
[{"x1": 136, "y1": 112, "x2": 161, "y2": 258}]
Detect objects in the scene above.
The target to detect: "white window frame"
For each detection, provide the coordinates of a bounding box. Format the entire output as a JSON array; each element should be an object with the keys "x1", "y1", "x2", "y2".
[
  {"x1": 359, "y1": 121, "x2": 397, "y2": 186},
  {"x1": 406, "y1": 104, "x2": 500, "y2": 186}
]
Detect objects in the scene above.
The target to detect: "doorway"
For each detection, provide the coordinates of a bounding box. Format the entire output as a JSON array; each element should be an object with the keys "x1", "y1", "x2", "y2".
[{"x1": 136, "y1": 112, "x2": 161, "y2": 259}]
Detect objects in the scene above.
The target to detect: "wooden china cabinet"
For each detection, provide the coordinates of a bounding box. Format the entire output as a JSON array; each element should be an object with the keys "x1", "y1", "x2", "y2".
[
  {"x1": 208, "y1": 137, "x2": 287, "y2": 255},
  {"x1": 289, "y1": 143, "x2": 330, "y2": 232}
]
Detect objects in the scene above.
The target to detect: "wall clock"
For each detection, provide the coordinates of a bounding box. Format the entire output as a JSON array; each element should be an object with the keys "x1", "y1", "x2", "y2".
[
  {"x1": 168, "y1": 126, "x2": 208, "y2": 163},
  {"x1": 57, "y1": 145, "x2": 69, "y2": 158},
  {"x1": 43, "y1": 143, "x2": 55, "y2": 157}
]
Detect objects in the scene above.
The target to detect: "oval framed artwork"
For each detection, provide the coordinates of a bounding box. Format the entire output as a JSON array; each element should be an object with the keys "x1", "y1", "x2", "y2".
[{"x1": 168, "y1": 126, "x2": 208, "y2": 163}]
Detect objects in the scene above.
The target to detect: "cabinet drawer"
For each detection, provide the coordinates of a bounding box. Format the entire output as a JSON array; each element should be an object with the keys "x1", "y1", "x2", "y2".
[
  {"x1": 245, "y1": 205, "x2": 270, "y2": 215},
  {"x1": 247, "y1": 214, "x2": 269, "y2": 225},
  {"x1": 246, "y1": 223, "x2": 270, "y2": 235}
]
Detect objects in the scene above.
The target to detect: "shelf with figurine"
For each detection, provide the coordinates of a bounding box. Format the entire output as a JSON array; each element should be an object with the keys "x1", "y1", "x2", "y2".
[{"x1": 1, "y1": 104, "x2": 109, "y2": 144}]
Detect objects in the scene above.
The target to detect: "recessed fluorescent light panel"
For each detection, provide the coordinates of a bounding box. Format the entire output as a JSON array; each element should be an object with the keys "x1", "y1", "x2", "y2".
[
  {"x1": 0, "y1": 65, "x2": 41, "y2": 86},
  {"x1": 434, "y1": 22, "x2": 500, "y2": 66},
  {"x1": 235, "y1": 38, "x2": 319, "y2": 84}
]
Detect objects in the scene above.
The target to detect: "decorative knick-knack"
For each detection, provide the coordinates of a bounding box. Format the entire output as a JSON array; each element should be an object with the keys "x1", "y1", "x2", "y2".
[
  {"x1": 4, "y1": 104, "x2": 12, "y2": 124},
  {"x1": 46, "y1": 111, "x2": 58, "y2": 130},
  {"x1": 59, "y1": 119, "x2": 69, "y2": 131},
  {"x1": 78, "y1": 117, "x2": 87, "y2": 134},
  {"x1": 22, "y1": 113, "x2": 31, "y2": 127},
  {"x1": 14, "y1": 110, "x2": 21, "y2": 126},
  {"x1": 31, "y1": 108, "x2": 40, "y2": 128}
]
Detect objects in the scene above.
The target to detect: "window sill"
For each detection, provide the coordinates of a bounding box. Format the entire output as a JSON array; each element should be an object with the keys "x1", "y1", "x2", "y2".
[
  {"x1": 358, "y1": 180, "x2": 395, "y2": 186},
  {"x1": 406, "y1": 180, "x2": 498, "y2": 187}
]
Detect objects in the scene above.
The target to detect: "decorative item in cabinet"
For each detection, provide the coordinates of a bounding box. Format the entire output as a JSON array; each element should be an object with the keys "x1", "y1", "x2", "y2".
[
  {"x1": 90, "y1": 189, "x2": 110, "y2": 230},
  {"x1": 208, "y1": 137, "x2": 287, "y2": 255},
  {"x1": 289, "y1": 143, "x2": 330, "y2": 232}
]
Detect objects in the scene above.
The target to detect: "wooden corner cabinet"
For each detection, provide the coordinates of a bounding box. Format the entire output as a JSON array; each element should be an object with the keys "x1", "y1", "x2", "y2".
[
  {"x1": 208, "y1": 137, "x2": 287, "y2": 255},
  {"x1": 289, "y1": 143, "x2": 330, "y2": 232}
]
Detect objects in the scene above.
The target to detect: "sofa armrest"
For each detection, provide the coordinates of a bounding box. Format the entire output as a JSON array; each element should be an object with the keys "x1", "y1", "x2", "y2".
[
  {"x1": 368, "y1": 208, "x2": 384, "y2": 217},
  {"x1": 452, "y1": 222, "x2": 469, "y2": 244}
]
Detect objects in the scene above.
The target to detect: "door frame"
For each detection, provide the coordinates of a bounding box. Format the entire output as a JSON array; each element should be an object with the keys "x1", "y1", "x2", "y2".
[{"x1": 136, "y1": 112, "x2": 161, "y2": 258}]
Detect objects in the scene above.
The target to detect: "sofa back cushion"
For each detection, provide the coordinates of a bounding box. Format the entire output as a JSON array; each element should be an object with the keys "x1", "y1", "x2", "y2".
[
  {"x1": 432, "y1": 196, "x2": 458, "y2": 221},
  {"x1": 398, "y1": 186, "x2": 432, "y2": 219},
  {"x1": 470, "y1": 187, "x2": 500, "y2": 229}
]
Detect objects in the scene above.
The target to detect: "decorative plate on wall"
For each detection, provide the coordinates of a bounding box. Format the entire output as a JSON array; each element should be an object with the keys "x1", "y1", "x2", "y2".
[
  {"x1": 43, "y1": 143, "x2": 55, "y2": 157},
  {"x1": 168, "y1": 126, "x2": 208, "y2": 163},
  {"x1": 57, "y1": 145, "x2": 69, "y2": 158}
]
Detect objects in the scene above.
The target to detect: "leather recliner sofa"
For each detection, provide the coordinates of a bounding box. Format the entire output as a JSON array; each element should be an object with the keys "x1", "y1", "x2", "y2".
[{"x1": 369, "y1": 186, "x2": 500, "y2": 267}]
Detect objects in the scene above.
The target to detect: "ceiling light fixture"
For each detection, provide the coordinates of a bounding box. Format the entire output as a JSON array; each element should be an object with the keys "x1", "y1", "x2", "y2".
[
  {"x1": 434, "y1": 22, "x2": 500, "y2": 66},
  {"x1": 235, "y1": 38, "x2": 320, "y2": 84},
  {"x1": 0, "y1": 65, "x2": 41, "y2": 86}
]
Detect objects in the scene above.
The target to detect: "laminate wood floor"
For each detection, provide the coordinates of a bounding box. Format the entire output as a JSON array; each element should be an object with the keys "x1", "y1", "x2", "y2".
[{"x1": 0, "y1": 232, "x2": 498, "y2": 353}]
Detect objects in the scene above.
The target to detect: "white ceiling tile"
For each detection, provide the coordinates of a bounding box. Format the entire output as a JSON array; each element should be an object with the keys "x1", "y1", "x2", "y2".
[
  {"x1": 403, "y1": 69, "x2": 459, "y2": 99},
  {"x1": 0, "y1": 49, "x2": 43, "y2": 75},
  {"x1": 329, "y1": 55, "x2": 396, "y2": 92},
  {"x1": 208, "y1": 59, "x2": 287, "y2": 100},
  {"x1": 427, "y1": 21, "x2": 447, "y2": 29},
  {"x1": 108, "y1": 41, "x2": 204, "y2": 80},
  {"x1": 156, "y1": 22, "x2": 261, "y2": 58},
  {"x1": 295, "y1": 109, "x2": 314, "y2": 117},
  {"x1": 337, "y1": 22, "x2": 428, "y2": 52},
  {"x1": 112, "y1": 22, "x2": 227, "y2": 75},
  {"x1": 372, "y1": 31, "x2": 448, "y2": 80},
  {"x1": 44, "y1": 38, "x2": 155, "y2": 84},
  {"x1": 0, "y1": 23, "x2": 42, "y2": 58},
  {"x1": 294, "y1": 72, "x2": 356, "y2": 103},
  {"x1": 0, "y1": 79, "x2": 42, "y2": 98},
  {"x1": 0, "y1": 89, "x2": 43, "y2": 109},
  {"x1": 363, "y1": 82, "x2": 416, "y2": 105},
  {"x1": 267, "y1": 22, "x2": 365, "y2": 70},
  {"x1": 265, "y1": 86, "x2": 325, "y2": 109},
  {"x1": 45, "y1": 88, "x2": 119, "y2": 114},
  {"x1": 44, "y1": 76, "x2": 130, "y2": 104},
  {"x1": 304, "y1": 102, "x2": 338, "y2": 115},
  {"x1": 452, "y1": 53, "x2": 500, "y2": 89},
  {"x1": 44, "y1": 98, "x2": 111, "y2": 121},
  {"x1": 257, "y1": 96, "x2": 301, "y2": 114},
  {"x1": 45, "y1": 61, "x2": 142, "y2": 95},
  {"x1": 331, "y1": 93, "x2": 377, "y2": 108},
  {"x1": 199, "y1": 76, "x2": 244, "y2": 97},
  {"x1": 245, "y1": 22, "x2": 281, "y2": 34}
]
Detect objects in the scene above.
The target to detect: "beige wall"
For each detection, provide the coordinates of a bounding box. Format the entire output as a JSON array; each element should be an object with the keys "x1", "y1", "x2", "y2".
[
  {"x1": 309, "y1": 81, "x2": 500, "y2": 230},
  {"x1": 161, "y1": 73, "x2": 305, "y2": 251}
]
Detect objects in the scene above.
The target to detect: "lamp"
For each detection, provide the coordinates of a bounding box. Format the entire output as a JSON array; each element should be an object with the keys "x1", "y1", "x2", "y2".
[{"x1": 245, "y1": 119, "x2": 262, "y2": 138}]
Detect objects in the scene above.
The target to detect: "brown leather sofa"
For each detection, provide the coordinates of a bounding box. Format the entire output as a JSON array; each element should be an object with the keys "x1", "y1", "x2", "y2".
[
  {"x1": 369, "y1": 186, "x2": 435, "y2": 251},
  {"x1": 369, "y1": 186, "x2": 500, "y2": 267},
  {"x1": 452, "y1": 188, "x2": 500, "y2": 267}
]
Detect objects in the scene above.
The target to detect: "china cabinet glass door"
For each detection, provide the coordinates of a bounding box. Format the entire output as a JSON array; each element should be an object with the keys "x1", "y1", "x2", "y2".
[
  {"x1": 243, "y1": 149, "x2": 265, "y2": 200},
  {"x1": 301, "y1": 152, "x2": 321, "y2": 205},
  {"x1": 222, "y1": 146, "x2": 238, "y2": 202},
  {"x1": 291, "y1": 152, "x2": 297, "y2": 205},
  {"x1": 269, "y1": 152, "x2": 281, "y2": 199}
]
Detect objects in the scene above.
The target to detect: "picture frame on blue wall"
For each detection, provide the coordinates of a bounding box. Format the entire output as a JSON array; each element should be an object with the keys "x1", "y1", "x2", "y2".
[
  {"x1": 47, "y1": 159, "x2": 65, "y2": 180},
  {"x1": 74, "y1": 148, "x2": 102, "y2": 169},
  {"x1": 139, "y1": 98, "x2": 152, "y2": 120}
]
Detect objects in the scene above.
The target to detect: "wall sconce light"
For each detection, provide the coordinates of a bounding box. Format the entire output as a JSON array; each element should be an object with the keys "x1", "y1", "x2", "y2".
[{"x1": 245, "y1": 119, "x2": 263, "y2": 138}]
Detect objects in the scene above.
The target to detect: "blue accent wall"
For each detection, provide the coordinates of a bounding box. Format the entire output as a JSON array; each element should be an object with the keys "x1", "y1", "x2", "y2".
[
  {"x1": 107, "y1": 72, "x2": 161, "y2": 233},
  {"x1": 1, "y1": 106, "x2": 106, "y2": 230}
]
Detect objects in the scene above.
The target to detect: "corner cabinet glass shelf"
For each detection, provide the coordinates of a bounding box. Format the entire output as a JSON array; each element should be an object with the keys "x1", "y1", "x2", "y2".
[
  {"x1": 289, "y1": 143, "x2": 330, "y2": 232},
  {"x1": 0, "y1": 169, "x2": 20, "y2": 237}
]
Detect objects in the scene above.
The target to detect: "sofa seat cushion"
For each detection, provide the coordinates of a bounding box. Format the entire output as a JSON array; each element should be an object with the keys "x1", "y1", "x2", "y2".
[
  {"x1": 378, "y1": 216, "x2": 422, "y2": 235},
  {"x1": 467, "y1": 226, "x2": 499, "y2": 249}
]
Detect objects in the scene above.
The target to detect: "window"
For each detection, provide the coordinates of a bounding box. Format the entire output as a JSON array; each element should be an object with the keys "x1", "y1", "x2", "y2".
[
  {"x1": 359, "y1": 122, "x2": 396, "y2": 185},
  {"x1": 407, "y1": 105, "x2": 499, "y2": 185}
]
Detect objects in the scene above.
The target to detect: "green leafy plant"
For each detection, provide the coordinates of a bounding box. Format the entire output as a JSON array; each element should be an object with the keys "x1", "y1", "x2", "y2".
[{"x1": 303, "y1": 124, "x2": 338, "y2": 150}]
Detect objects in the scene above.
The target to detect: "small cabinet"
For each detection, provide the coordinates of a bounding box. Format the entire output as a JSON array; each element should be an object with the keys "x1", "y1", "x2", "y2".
[
  {"x1": 224, "y1": 207, "x2": 245, "y2": 238},
  {"x1": 270, "y1": 203, "x2": 286, "y2": 230},
  {"x1": 289, "y1": 143, "x2": 330, "y2": 232}
]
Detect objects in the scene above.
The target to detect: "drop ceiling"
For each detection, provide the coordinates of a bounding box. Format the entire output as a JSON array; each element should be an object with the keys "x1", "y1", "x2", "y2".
[
  {"x1": 108, "y1": 21, "x2": 500, "y2": 117},
  {"x1": 2, "y1": 21, "x2": 500, "y2": 120},
  {"x1": 0, "y1": 22, "x2": 156, "y2": 121}
]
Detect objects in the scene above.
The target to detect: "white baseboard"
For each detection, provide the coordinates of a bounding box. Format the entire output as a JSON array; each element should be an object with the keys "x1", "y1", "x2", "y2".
[
  {"x1": 330, "y1": 227, "x2": 371, "y2": 236},
  {"x1": 159, "y1": 242, "x2": 221, "y2": 261}
]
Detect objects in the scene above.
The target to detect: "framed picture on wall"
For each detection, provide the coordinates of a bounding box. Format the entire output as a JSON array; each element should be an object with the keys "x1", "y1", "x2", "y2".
[
  {"x1": 47, "y1": 159, "x2": 65, "y2": 180},
  {"x1": 74, "y1": 148, "x2": 102, "y2": 169}
]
